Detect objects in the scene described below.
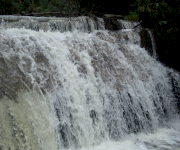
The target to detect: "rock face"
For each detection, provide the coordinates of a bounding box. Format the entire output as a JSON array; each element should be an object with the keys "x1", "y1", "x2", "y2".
[
  {"x1": 169, "y1": 71, "x2": 180, "y2": 113},
  {"x1": 153, "y1": 25, "x2": 180, "y2": 72},
  {"x1": 139, "y1": 12, "x2": 180, "y2": 72},
  {"x1": 104, "y1": 18, "x2": 123, "y2": 30},
  {"x1": 20, "y1": 12, "x2": 80, "y2": 17},
  {"x1": 139, "y1": 28, "x2": 155, "y2": 57}
]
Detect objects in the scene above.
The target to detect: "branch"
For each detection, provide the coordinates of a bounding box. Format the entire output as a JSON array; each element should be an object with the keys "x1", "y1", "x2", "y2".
[{"x1": 132, "y1": 20, "x2": 142, "y2": 29}]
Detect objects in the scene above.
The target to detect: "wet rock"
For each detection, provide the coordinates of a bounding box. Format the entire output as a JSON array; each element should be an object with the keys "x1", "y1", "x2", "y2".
[
  {"x1": 104, "y1": 18, "x2": 123, "y2": 30},
  {"x1": 139, "y1": 28, "x2": 153, "y2": 56},
  {"x1": 168, "y1": 71, "x2": 180, "y2": 113}
]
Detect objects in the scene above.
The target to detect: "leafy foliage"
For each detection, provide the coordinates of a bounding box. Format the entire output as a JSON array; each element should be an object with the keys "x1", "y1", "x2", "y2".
[{"x1": 0, "y1": 0, "x2": 79, "y2": 14}]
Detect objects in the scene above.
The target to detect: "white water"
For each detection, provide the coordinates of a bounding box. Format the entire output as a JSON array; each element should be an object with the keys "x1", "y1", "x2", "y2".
[
  {"x1": 0, "y1": 18, "x2": 180, "y2": 150},
  {"x1": 0, "y1": 15, "x2": 105, "y2": 32},
  {"x1": 81, "y1": 118, "x2": 180, "y2": 150}
]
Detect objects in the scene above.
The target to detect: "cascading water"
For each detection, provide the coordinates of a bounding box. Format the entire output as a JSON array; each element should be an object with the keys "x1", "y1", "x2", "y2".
[
  {"x1": 0, "y1": 15, "x2": 104, "y2": 32},
  {"x1": 0, "y1": 16, "x2": 180, "y2": 150},
  {"x1": 147, "y1": 30, "x2": 157, "y2": 59},
  {"x1": 1, "y1": 19, "x2": 4, "y2": 29}
]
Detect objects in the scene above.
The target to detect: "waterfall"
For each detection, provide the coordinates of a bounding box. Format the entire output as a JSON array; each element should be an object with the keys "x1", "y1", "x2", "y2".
[
  {"x1": 0, "y1": 16, "x2": 180, "y2": 150},
  {"x1": 147, "y1": 29, "x2": 157, "y2": 59},
  {"x1": 117, "y1": 20, "x2": 157, "y2": 59},
  {"x1": 117, "y1": 19, "x2": 141, "y2": 30},
  {"x1": 0, "y1": 15, "x2": 104, "y2": 32}
]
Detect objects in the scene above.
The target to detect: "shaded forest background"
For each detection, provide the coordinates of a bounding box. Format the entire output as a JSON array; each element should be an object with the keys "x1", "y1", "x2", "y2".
[
  {"x1": 0, "y1": 0, "x2": 179, "y2": 19},
  {"x1": 0, "y1": 0, "x2": 180, "y2": 71}
]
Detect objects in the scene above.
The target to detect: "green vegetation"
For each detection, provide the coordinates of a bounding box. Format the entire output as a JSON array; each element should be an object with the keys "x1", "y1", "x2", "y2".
[
  {"x1": 0, "y1": 0, "x2": 179, "y2": 22},
  {"x1": 124, "y1": 12, "x2": 139, "y2": 21},
  {"x1": 123, "y1": 0, "x2": 179, "y2": 22},
  {"x1": 0, "y1": 0, "x2": 79, "y2": 15}
]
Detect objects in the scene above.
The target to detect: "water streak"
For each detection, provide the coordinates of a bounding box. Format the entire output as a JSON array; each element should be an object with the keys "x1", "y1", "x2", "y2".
[
  {"x1": 1, "y1": 18, "x2": 4, "y2": 29},
  {"x1": 147, "y1": 29, "x2": 157, "y2": 59}
]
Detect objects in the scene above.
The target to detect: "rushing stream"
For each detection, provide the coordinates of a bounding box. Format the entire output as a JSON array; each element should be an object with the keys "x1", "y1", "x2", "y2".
[{"x1": 0, "y1": 16, "x2": 180, "y2": 150}]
